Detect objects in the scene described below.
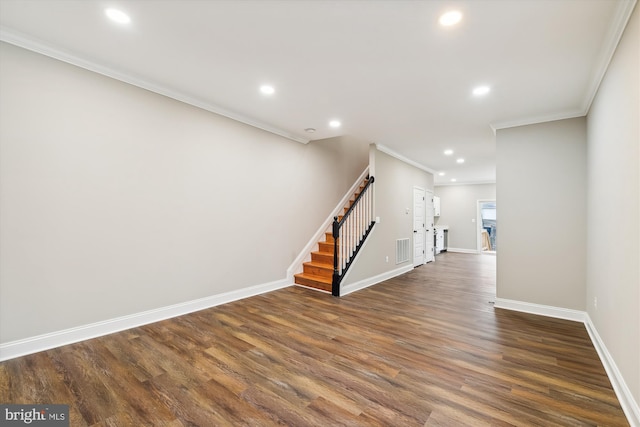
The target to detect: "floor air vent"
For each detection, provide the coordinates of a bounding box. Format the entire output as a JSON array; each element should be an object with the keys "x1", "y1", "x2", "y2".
[{"x1": 396, "y1": 238, "x2": 410, "y2": 264}]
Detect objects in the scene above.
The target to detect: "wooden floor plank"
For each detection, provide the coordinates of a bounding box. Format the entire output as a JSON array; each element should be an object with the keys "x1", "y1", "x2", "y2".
[{"x1": 0, "y1": 253, "x2": 629, "y2": 426}]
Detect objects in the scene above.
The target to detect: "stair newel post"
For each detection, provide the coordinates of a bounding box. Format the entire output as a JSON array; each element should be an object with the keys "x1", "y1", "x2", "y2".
[{"x1": 332, "y1": 216, "x2": 341, "y2": 297}]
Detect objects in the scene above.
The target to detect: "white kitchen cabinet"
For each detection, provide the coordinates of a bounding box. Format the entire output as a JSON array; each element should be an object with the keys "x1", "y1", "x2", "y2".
[
  {"x1": 434, "y1": 226, "x2": 448, "y2": 255},
  {"x1": 433, "y1": 196, "x2": 441, "y2": 217}
]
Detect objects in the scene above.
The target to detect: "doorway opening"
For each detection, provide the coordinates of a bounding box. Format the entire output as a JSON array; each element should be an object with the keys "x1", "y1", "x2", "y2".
[{"x1": 478, "y1": 200, "x2": 496, "y2": 253}]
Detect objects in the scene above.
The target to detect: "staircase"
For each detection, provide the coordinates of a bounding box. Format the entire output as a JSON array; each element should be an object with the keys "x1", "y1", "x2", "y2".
[
  {"x1": 294, "y1": 178, "x2": 373, "y2": 294},
  {"x1": 293, "y1": 231, "x2": 336, "y2": 292}
]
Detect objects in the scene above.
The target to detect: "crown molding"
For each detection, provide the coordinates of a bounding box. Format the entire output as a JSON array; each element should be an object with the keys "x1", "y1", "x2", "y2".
[
  {"x1": 491, "y1": 0, "x2": 637, "y2": 132},
  {"x1": 0, "y1": 27, "x2": 310, "y2": 145},
  {"x1": 490, "y1": 109, "x2": 585, "y2": 131},
  {"x1": 374, "y1": 144, "x2": 436, "y2": 174},
  {"x1": 581, "y1": 0, "x2": 638, "y2": 114}
]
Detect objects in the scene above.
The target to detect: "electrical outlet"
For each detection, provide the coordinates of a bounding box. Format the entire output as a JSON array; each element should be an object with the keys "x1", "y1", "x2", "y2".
[
  {"x1": 594, "y1": 297, "x2": 598, "y2": 309},
  {"x1": 385, "y1": 256, "x2": 389, "y2": 263}
]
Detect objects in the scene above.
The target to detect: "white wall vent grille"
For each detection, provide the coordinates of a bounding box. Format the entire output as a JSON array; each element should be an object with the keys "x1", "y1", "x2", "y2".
[{"x1": 396, "y1": 238, "x2": 410, "y2": 264}]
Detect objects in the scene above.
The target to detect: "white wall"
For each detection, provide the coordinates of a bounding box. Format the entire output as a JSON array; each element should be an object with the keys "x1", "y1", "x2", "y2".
[
  {"x1": 434, "y1": 183, "x2": 496, "y2": 251},
  {"x1": 343, "y1": 147, "x2": 433, "y2": 287},
  {"x1": 586, "y1": 3, "x2": 639, "y2": 409},
  {"x1": 496, "y1": 117, "x2": 587, "y2": 311},
  {"x1": 0, "y1": 42, "x2": 369, "y2": 344}
]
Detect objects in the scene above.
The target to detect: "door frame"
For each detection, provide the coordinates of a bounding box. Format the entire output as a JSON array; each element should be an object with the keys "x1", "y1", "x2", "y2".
[
  {"x1": 425, "y1": 189, "x2": 434, "y2": 263},
  {"x1": 476, "y1": 199, "x2": 496, "y2": 253},
  {"x1": 413, "y1": 187, "x2": 426, "y2": 267}
]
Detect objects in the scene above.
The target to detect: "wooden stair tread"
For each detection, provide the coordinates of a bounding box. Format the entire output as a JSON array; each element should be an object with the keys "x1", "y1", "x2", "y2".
[
  {"x1": 311, "y1": 251, "x2": 333, "y2": 265},
  {"x1": 318, "y1": 241, "x2": 335, "y2": 252},
  {"x1": 303, "y1": 261, "x2": 333, "y2": 269},
  {"x1": 294, "y1": 272, "x2": 332, "y2": 283},
  {"x1": 311, "y1": 249, "x2": 333, "y2": 255},
  {"x1": 294, "y1": 272, "x2": 333, "y2": 292},
  {"x1": 301, "y1": 260, "x2": 333, "y2": 280}
]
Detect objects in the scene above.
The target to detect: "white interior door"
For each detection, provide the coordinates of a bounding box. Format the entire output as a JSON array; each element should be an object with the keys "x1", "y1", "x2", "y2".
[
  {"x1": 413, "y1": 187, "x2": 426, "y2": 267},
  {"x1": 425, "y1": 191, "x2": 435, "y2": 263}
]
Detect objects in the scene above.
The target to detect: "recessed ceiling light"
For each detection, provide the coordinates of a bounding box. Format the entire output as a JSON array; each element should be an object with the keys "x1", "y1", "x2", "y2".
[
  {"x1": 260, "y1": 85, "x2": 275, "y2": 95},
  {"x1": 329, "y1": 120, "x2": 341, "y2": 128},
  {"x1": 473, "y1": 85, "x2": 491, "y2": 96},
  {"x1": 438, "y1": 172, "x2": 446, "y2": 176},
  {"x1": 439, "y1": 10, "x2": 462, "y2": 27},
  {"x1": 105, "y1": 8, "x2": 131, "y2": 24},
  {"x1": 305, "y1": 128, "x2": 316, "y2": 133},
  {"x1": 456, "y1": 158, "x2": 465, "y2": 164},
  {"x1": 444, "y1": 149, "x2": 453, "y2": 156},
  {"x1": 451, "y1": 178, "x2": 457, "y2": 182}
]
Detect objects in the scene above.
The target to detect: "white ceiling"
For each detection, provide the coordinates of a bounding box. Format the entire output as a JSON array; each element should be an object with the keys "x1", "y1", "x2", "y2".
[{"x1": 0, "y1": 0, "x2": 635, "y2": 184}]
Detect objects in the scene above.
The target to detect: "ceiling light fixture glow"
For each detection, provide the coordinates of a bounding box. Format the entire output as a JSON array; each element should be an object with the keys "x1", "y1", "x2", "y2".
[
  {"x1": 305, "y1": 128, "x2": 316, "y2": 133},
  {"x1": 438, "y1": 172, "x2": 445, "y2": 176},
  {"x1": 329, "y1": 120, "x2": 341, "y2": 128},
  {"x1": 473, "y1": 85, "x2": 491, "y2": 96},
  {"x1": 456, "y1": 158, "x2": 465, "y2": 164},
  {"x1": 451, "y1": 178, "x2": 457, "y2": 182},
  {"x1": 260, "y1": 85, "x2": 275, "y2": 95},
  {"x1": 444, "y1": 149, "x2": 453, "y2": 155},
  {"x1": 105, "y1": 8, "x2": 131, "y2": 24},
  {"x1": 439, "y1": 10, "x2": 462, "y2": 27}
]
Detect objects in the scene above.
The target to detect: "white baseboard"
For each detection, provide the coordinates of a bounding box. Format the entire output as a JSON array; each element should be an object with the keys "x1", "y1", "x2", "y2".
[
  {"x1": 584, "y1": 314, "x2": 640, "y2": 427},
  {"x1": 0, "y1": 278, "x2": 290, "y2": 362},
  {"x1": 341, "y1": 264, "x2": 413, "y2": 296},
  {"x1": 494, "y1": 298, "x2": 586, "y2": 322},
  {"x1": 495, "y1": 298, "x2": 639, "y2": 427},
  {"x1": 446, "y1": 247, "x2": 479, "y2": 254}
]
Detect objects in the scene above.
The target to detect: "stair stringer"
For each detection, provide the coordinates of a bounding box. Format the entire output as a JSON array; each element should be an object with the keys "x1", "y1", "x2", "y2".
[{"x1": 286, "y1": 167, "x2": 370, "y2": 284}]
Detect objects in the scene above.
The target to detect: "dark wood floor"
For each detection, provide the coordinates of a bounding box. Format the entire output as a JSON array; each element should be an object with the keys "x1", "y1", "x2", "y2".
[{"x1": 0, "y1": 253, "x2": 628, "y2": 426}]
